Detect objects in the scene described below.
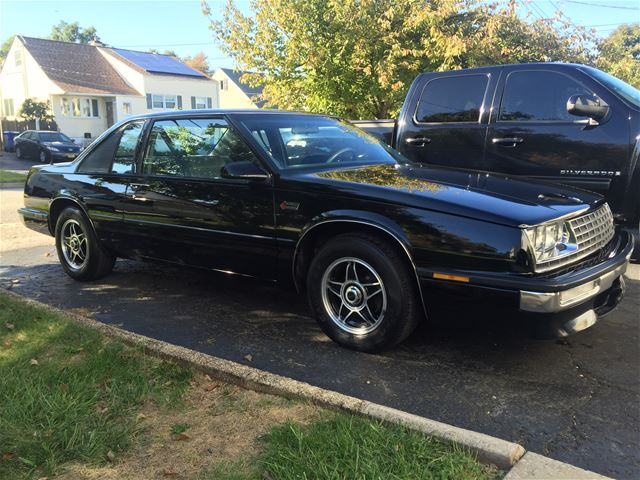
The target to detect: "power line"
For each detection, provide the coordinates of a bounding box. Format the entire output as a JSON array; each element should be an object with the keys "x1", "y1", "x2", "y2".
[{"x1": 565, "y1": 1, "x2": 640, "y2": 10}]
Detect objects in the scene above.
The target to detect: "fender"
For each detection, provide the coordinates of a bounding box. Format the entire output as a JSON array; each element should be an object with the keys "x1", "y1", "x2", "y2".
[
  {"x1": 292, "y1": 209, "x2": 428, "y2": 317},
  {"x1": 48, "y1": 192, "x2": 97, "y2": 236}
]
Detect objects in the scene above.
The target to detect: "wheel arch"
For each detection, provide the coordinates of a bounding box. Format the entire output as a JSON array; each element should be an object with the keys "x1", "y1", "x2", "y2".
[
  {"x1": 292, "y1": 211, "x2": 427, "y2": 316},
  {"x1": 48, "y1": 195, "x2": 95, "y2": 236}
]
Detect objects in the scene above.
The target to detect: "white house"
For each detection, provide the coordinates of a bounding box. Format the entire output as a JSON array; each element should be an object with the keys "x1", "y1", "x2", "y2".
[
  {"x1": 0, "y1": 36, "x2": 219, "y2": 144},
  {"x1": 211, "y1": 68, "x2": 265, "y2": 109}
]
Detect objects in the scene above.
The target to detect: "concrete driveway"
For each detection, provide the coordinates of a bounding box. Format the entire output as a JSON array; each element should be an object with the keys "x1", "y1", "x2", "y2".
[{"x1": 1, "y1": 185, "x2": 638, "y2": 478}]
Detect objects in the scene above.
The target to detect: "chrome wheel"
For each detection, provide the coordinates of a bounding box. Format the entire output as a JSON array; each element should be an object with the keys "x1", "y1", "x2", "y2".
[
  {"x1": 61, "y1": 219, "x2": 88, "y2": 271},
  {"x1": 39, "y1": 151, "x2": 48, "y2": 163},
  {"x1": 321, "y1": 257, "x2": 387, "y2": 335}
]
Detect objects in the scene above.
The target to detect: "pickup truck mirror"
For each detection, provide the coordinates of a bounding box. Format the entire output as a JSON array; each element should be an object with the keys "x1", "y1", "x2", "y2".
[
  {"x1": 220, "y1": 160, "x2": 269, "y2": 180},
  {"x1": 567, "y1": 94, "x2": 610, "y2": 124}
]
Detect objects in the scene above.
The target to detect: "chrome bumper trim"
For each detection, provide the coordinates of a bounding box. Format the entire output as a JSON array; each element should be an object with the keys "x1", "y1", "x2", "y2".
[{"x1": 520, "y1": 261, "x2": 629, "y2": 313}]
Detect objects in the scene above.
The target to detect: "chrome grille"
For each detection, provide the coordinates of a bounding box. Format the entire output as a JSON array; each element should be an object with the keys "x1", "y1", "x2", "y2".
[{"x1": 535, "y1": 204, "x2": 615, "y2": 273}]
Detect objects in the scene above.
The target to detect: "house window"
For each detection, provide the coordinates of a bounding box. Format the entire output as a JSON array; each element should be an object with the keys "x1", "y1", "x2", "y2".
[
  {"x1": 122, "y1": 102, "x2": 132, "y2": 114},
  {"x1": 195, "y1": 96, "x2": 207, "y2": 109},
  {"x1": 220, "y1": 80, "x2": 227, "y2": 91},
  {"x1": 151, "y1": 94, "x2": 178, "y2": 109},
  {"x1": 2, "y1": 99, "x2": 15, "y2": 116},
  {"x1": 61, "y1": 96, "x2": 100, "y2": 117},
  {"x1": 14, "y1": 50, "x2": 22, "y2": 67}
]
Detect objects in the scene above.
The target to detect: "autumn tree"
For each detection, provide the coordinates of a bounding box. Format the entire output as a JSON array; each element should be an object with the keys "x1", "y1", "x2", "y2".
[
  {"x1": 50, "y1": 21, "x2": 98, "y2": 43},
  {"x1": 184, "y1": 52, "x2": 210, "y2": 73},
  {"x1": 596, "y1": 24, "x2": 640, "y2": 88},
  {"x1": 204, "y1": 0, "x2": 595, "y2": 118}
]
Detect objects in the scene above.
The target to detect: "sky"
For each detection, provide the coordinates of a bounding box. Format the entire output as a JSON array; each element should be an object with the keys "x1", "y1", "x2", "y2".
[{"x1": 0, "y1": 0, "x2": 638, "y2": 71}]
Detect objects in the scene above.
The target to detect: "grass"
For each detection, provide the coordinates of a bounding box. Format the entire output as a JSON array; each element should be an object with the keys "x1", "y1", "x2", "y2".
[
  {"x1": 0, "y1": 169, "x2": 27, "y2": 183},
  {"x1": 0, "y1": 293, "x2": 192, "y2": 479},
  {"x1": 205, "y1": 415, "x2": 499, "y2": 480}
]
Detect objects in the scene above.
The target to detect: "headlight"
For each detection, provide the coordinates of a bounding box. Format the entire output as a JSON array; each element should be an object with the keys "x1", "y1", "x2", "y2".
[
  {"x1": 47, "y1": 146, "x2": 60, "y2": 152},
  {"x1": 524, "y1": 221, "x2": 577, "y2": 264}
]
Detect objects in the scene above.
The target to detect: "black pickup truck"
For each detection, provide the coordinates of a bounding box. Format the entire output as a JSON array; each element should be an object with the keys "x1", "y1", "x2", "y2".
[{"x1": 354, "y1": 63, "x2": 640, "y2": 239}]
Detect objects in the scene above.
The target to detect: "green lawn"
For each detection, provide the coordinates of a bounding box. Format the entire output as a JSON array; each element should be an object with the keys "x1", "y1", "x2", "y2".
[
  {"x1": 0, "y1": 292, "x2": 499, "y2": 480},
  {"x1": 0, "y1": 293, "x2": 192, "y2": 479},
  {"x1": 0, "y1": 169, "x2": 27, "y2": 183}
]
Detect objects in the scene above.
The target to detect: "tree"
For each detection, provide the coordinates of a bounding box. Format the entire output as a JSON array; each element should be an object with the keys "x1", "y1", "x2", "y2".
[
  {"x1": 597, "y1": 24, "x2": 640, "y2": 89},
  {"x1": 50, "y1": 21, "x2": 98, "y2": 44},
  {"x1": 18, "y1": 99, "x2": 54, "y2": 128},
  {"x1": 204, "y1": 0, "x2": 595, "y2": 119},
  {"x1": 0, "y1": 35, "x2": 15, "y2": 64},
  {"x1": 183, "y1": 52, "x2": 210, "y2": 73}
]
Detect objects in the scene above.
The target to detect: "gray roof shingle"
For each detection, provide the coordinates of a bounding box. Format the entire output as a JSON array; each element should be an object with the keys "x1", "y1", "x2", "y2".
[{"x1": 19, "y1": 36, "x2": 140, "y2": 96}]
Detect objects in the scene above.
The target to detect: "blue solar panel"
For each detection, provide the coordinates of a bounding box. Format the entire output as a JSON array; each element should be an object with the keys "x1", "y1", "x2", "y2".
[{"x1": 111, "y1": 48, "x2": 206, "y2": 78}]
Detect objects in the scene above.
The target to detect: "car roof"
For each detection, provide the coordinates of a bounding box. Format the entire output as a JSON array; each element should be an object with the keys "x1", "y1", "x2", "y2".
[{"x1": 125, "y1": 109, "x2": 331, "y2": 122}]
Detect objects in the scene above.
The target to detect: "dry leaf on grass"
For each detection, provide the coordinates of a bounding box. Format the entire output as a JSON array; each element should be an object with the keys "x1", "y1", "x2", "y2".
[
  {"x1": 2, "y1": 452, "x2": 15, "y2": 461},
  {"x1": 4, "y1": 323, "x2": 15, "y2": 330},
  {"x1": 163, "y1": 468, "x2": 178, "y2": 477},
  {"x1": 171, "y1": 432, "x2": 190, "y2": 441},
  {"x1": 30, "y1": 358, "x2": 39, "y2": 366},
  {"x1": 106, "y1": 450, "x2": 116, "y2": 462}
]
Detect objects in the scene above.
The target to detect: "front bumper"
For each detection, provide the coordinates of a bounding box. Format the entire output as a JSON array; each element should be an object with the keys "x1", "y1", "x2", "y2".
[
  {"x1": 418, "y1": 230, "x2": 633, "y2": 335},
  {"x1": 51, "y1": 151, "x2": 79, "y2": 161}
]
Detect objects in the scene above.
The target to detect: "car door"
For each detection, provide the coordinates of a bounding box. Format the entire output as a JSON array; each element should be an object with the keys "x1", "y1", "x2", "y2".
[
  {"x1": 22, "y1": 131, "x2": 37, "y2": 157},
  {"x1": 397, "y1": 72, "x2": 496, "y2": 170},
  {"x1": 484, "y1": 67, "x2": 629, "y2": 197},
  {"x1": 72, "y1": 120, "x2": 146, "y2": 253},
  {"x1": 122, "y1": 116, "x2": 277, "y2": 278}
]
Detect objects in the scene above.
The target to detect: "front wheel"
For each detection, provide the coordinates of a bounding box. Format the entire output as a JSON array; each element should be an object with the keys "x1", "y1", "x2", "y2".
[
  {"x1": 307, "y1": 233, "x2": 421, "y2": 352},
  {"x1": 15, "y1": 146, "x2": 24, "y2": 159},
  {"x1": 55, "y1": 207, "x2": 115, "y2": 281},
  {"x1": 39, "y1": 150, "x2": 51, "y2": 164}
]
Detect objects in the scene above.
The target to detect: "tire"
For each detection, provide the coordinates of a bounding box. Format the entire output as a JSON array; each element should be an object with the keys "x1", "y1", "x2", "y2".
[
  {"x1": 55, "y1": 207, "x2": 115, "y2": 281},
  {"x1": 15, "y1": 146, "x2": 24, "y2": 159},
  {"x1": 306, "y1": 233, "x2": 421, "y2": 352},
  {"x1": 39, "y1": 150, "x2": 51, "y2": 164}
]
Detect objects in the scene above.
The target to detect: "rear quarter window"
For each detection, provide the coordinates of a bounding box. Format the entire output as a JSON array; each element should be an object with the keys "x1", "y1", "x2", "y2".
[{"x1": 414, "y1": 74, "x2": 489, "y2": 123}]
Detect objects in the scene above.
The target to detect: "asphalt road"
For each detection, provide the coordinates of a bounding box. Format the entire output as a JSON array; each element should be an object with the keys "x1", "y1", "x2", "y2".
[
  {"x1": 0, "y1": 150, "x2": 41, "y2": 172},
  {"x1": 1, "y1": 185, "x2": 638, "y2": 478}
]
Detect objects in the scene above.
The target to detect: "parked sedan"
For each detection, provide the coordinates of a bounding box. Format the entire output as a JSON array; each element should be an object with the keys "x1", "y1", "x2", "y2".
[
  {"x1": 15, "y1": 130, "x2": 82, "y2": 163},
  {"x1": 18, "y1": 110, "x2": 632, "y2": 352}
]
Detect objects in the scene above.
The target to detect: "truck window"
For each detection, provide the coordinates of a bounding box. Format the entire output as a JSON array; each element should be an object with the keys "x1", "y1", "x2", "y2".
[
  {"x1": 414, "y1": 75, "x2": 488, "y2": 123},
  {"x1": 499, "y1": 71, "x2": 593, "y2": 122}
]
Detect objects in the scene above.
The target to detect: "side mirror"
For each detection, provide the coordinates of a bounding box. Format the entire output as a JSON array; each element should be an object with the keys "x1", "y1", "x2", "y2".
[
  {"x1": 567, "y1": 94, "x2": 610, "y2": 124},
  {"x1": 221, "y1": 160, "x2": 269, "y2": 180}
]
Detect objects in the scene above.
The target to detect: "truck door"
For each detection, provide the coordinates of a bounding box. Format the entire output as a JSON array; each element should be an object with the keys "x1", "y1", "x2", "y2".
[
  {"x1": 484, "y1": 67, "x2": 629, "y2": 198},
  {"x1": 397, "y1": 72, "x2": 495, "y2": 170}
]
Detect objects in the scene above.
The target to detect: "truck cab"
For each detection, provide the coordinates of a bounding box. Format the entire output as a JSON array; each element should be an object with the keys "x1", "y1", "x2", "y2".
[{"x1": 360, "y1": 63, "x2": 640, "y2": 233}]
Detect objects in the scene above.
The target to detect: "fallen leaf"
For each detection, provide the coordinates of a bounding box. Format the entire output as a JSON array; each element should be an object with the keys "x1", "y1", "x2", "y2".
[
  {"x1": 244, "y1": 354, "x2": 253, "y2": 362},
  {"x1": 44, "y1": 252, "x2": 52, "y2": 257},
  {"x1": 3, "y1": 341, "x2": 12, "y2": 349},
  {"x1": 30, "y1": 358, "x2": 39, "y2": 366},
  {"x1": 172, "y1": 432, "x2": 190, "y2": 441},
  {"x1": 94, "y1": 402, "x2": 109, "y2": 414},
  {"x1": 4, "y1": 323, "x2": 14, "y2": 330},
  {"x1": 163, "y1": 468, "x2": 178, "y2": 477},
  {"x1": 37, "y1": 477, "x2": 49, "y2": 480},
  {"x1": 204, "y1": 383, "x2": 219, "y2": 392},
  {"x1": 106, "y1": 450, "x2": 115, "y2": 462},
  {"x1": 204, "y1": 374, "x2": 212, "y2": 382},
  {"x1": 2, "y1": 452, "x2": 15, "y2": 461},
  {"x1": 136, "y1": 413, "x2": 147, "y2": 421}
]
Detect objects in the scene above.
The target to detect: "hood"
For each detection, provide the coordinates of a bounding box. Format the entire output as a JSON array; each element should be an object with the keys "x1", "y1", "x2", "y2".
[
  {"x1": 43, "y1": 141, "x2": 80, "y2": 149},
  {"x1": 297, "y1": 164, "x2": 604, "y2": 228}
]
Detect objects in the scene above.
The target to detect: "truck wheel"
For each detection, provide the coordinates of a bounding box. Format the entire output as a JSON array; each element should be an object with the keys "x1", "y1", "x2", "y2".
[
  {"x1": 55, "y1": 207, "x2": 115, "y2": 281},
  {"x1": 306, "y1": 233, "x2": 420, "y2": 352}
]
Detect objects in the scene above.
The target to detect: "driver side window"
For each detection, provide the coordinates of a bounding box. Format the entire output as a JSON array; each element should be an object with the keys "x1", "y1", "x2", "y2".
[{"x1": 142, "y1": 118, "x2": 258, "y2": 179}]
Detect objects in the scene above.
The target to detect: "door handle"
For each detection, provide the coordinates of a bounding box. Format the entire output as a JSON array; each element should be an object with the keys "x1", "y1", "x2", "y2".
[
  {"x1": 492, "y1": 137, "x2": 524, "y2": 147},
  {"x1": 129, "y1": 183, "x2": 150, "y2": 189},
  {"x1": 405, "y1": 136, "x2": 432, "y2": 146},
  {"x1": 193, "y1": 199, "x2": 220, "y2": 206}
]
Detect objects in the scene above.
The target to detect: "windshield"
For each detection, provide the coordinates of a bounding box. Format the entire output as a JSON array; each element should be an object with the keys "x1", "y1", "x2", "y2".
[
  {"x1": 583, "y1": 66, "x2": 640, "y2": 109},
  {"x1": 39, "y1": 132, "x2": 72, "y2": 143},
  {"x1": 234, "y1": 114, "x2": 403, "y2": 170}
]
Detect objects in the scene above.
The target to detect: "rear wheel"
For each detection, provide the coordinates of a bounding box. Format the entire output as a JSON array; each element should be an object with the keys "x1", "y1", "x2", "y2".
[
  {"x1": 55, "y1": 207, "x2": 115, "y2": 281},
  {"x1": 307, "y1": 233, "x2": 421, "y2": 352}
]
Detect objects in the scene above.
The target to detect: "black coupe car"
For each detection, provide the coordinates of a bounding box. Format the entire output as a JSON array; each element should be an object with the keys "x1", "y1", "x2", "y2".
[
  {"x1": 15, "y1": 130, "x2": 82, "y2": 163},
  {"x1": 18, "y1": 110, "x2": 633, "y2": 351}
]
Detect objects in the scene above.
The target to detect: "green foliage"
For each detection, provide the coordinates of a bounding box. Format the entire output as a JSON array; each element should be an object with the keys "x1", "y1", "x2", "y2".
[
  {"x1": 204, "y1": 0, "x2": 595, "y2": 119},
  {"x1": 0, "y1": 35, "x2": 15, "y2": 64},
  {"x1": 597, "y1": 24, "x2": 640, "y2": 89},
  {"x1": 0, "y1": 293, "x2": 192, "y2": 479},
  {"x1": 17, "y1": 98, "x2": 54, "y2": 123},
  {"x1": 49, "y1": 20, "x2": 98, "y2": 44}
]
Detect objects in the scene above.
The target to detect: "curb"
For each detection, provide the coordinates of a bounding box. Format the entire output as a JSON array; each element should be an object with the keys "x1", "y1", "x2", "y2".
[
  {"x1": 1, "y1": 288, "x2": 525, "y2": 470},
  {"x1": 1, "y1": 288, "x2": 615, "y2": 478}
]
